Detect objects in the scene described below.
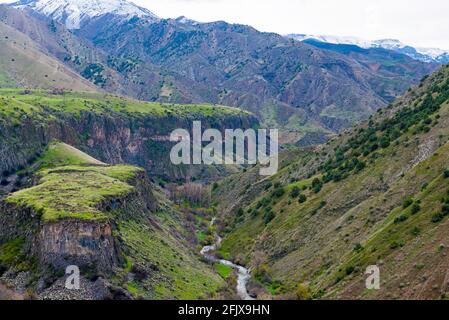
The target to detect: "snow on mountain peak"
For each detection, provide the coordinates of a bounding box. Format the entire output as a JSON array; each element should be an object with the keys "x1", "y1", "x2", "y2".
[
  {"x1": 11, "y1": 0, "x2": 159, "y2": 29},
  {"x1": 175, "y1": 16, "x2": 199, "y2": 26},
  {"x1": 287, "y1": 34, "x2": 449, "y2": 64}
]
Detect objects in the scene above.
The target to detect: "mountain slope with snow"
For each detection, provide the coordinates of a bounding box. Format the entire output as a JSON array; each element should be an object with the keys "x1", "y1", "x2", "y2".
[
  {"x1": 288, "y1": 34, "x2": 449, "y2": 64},
  {"x1": 11, "y1": 0, "x2": 159, "y2": 29}
]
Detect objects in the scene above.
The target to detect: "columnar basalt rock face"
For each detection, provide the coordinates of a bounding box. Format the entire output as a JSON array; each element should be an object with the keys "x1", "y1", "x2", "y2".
[
  {"x1": 0, "y1": 202, "x2": 39, "y2": 244},
  {"x1": 0, "y1": 162, "x2": 157, "y2": 274},
  {"x1": 37, "y1": 220, "x2": 118, "y2": 273},
  {"x1": 0, "y1": 110, "x2": 258, "y2": 182},
  {"x1": 0, "y1": 120, "x2": 48, "y2": 176}
]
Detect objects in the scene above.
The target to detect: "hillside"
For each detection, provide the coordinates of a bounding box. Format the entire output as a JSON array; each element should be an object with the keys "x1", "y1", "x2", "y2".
[
  {"x1": 0, "y1": 89, "x2": 255, "y2": 184},
  {"x1": 213, "y1": 64, "x2": 449, "y2": 299},
  {"x1": 0, "y1": 141, "x2": 224, "y2": 299},
  {"x1": 1, "y1": 2, "x2": 437, "y2": 144},
  {"x1": 73, "y1": 15, "x2": 436, "y2": 140},
  {"x1": 0, "y1": 20, "x2": 97, "y2": 91},
  {"x1": 0, "y1": 89, "x2": 256, "y2": 299}
]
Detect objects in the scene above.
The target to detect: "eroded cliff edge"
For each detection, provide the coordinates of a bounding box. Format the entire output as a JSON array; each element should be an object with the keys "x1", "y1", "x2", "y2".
[{"x1": 0, "y1": 89, "x2": 258, "y2": 186}]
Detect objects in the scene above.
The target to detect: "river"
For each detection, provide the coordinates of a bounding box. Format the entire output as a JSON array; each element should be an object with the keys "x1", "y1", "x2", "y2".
[{"x1": 200, "y1": 234, "x2": 255, "y2": 300}]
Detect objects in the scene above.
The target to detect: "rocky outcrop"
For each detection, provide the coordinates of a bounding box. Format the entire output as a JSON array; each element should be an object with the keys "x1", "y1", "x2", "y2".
[
  {"x1": 0, "y1": 110, "x2": 257, "y2": 183},
  {"x1": 37, "y1": 220, "x2": 117, "y2": 273},
  {"x1": 0, "y1": 202, "x2": 40, "y2": 244},
  {"x1": 0, "y1": 119, "x2": 48, "y2": 177},
  {"x1": 0, "y1": 165, "x2": 156, "y2": 275}
]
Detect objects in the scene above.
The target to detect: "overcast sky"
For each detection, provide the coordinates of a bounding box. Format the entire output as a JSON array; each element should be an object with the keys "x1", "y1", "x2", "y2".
[
  {"x1": 2, "y1": 0, "x2": 448, "y2": 49},
  {"x1": 133, "y1": 0, "x2": 449, "y2": 49}
]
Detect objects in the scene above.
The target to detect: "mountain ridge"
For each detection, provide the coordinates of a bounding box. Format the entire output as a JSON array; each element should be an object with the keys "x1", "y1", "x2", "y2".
[
  {"x1": 10, "y1": 0, "x2": 159, "y2": 29},
  {"x1": 288, "y1": 34, "x2": 449, "y2": 64}
]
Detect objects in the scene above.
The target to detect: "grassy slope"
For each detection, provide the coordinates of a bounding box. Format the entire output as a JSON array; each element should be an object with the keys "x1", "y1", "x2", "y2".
[
  {"x1": 118, "y1": 214, "x2": 223, "y2": 299},
  {"x1": 2, "y1": 142, "x2": 223, "y2": 299},
  {"x1": 215, "y1": 64, "x2": 449, "y2": 299},
  {"x1": 0, "y1": 22, "x2": 98, "y2": 91},
  {"x1": 0, "y1": 89, "x2": 248, "y2": 124},
  {"x1": 6, "y1": 142, "x2": 141, "y2": 221}
]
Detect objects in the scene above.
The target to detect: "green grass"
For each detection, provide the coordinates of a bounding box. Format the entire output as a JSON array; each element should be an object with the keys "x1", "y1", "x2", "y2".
[
  {"x1": 0, "y1": 238, "x2": 24, "y2": 267},
  {"x1": 197, "y1": 231, "x2": 207, "y2": 243},
  {"x1": 6, "y1": 142, "x2": 141, "y2": 222},
  {"x1": 7, "y1": 166, "x2": 137, "y2": 221},
  {"x1": 37, "y1": 142, "x2": 104, "y2": 169},
  {"x1": 215, "y1": 263, "x2": 234, "y2": 279},
  {"x1": 0, "y1": 89, "x2": 248, "y2": 123},
  {"x1": 118, "y1": 219, "x2": 223, "y2": 299}
]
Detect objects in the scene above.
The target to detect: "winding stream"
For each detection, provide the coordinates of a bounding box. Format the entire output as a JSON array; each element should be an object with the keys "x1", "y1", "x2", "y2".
[{"x1": 201, "y1": 234, "x2": 255, "y2": 300}]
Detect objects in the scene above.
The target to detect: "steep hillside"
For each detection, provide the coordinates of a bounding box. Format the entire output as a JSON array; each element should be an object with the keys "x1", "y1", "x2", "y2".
[
  {"x1": 0, "y1": 142, "x2": 223, "y2": 299},
  {"x1": 0, "y1": 5, "x2": 140, "y2": 93},
  {"x1": 213, "y1": 64, "x2": 449, "y2": 299},
  {"x1": 0, "y1": 20, "x2": 97, "y2": 91},
  {"x1": 0, "y1": 89, "x2": 256, "y2": 185},
  {"x1": 74, "y1": 15, "x2": 436, "y2": 140},
  {"x1": 3, "y1": 2, "x2": 437, "y2": 143}
]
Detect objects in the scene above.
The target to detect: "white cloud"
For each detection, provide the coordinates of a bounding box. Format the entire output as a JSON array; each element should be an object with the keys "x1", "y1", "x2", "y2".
[{"x1": 1, "y1": 0, "x2": 448, "y2": 49}]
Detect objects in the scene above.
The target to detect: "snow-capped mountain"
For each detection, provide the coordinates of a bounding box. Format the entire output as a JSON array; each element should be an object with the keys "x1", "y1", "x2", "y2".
[
  {"x1": 174, "y1": 16, "x2": 199, "y2": 26},
  {"x1": 10, "y1": 0, "x2": 159, "y2": 29},
  {"x1": 288, "y1": 34, "x2": 449, "y2": 64}
]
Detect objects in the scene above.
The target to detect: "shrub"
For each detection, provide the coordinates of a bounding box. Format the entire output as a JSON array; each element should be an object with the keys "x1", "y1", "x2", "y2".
[
  {"x1": 263, "y1": 210, "x2": 275, "y2": 224},
  {"x1": 403, "y1": 197, "x2": 414, "y2": 209},
  {"x1": 410, "y1": 203, "x2": 421, "y2": 215},
  {"x1": 272, "y1": 187, "x2": 285, "y2": 198},
  {"x1": 254, "y1": 264, "x2": 272, "y2": 284},
  {"x1": 345, "y1": 266, "x2": 355, "y2": 275},
  {"x1": 290, "y1": 186, "x2": 301, "y2": 198},
  {"x1": 312, "y1": 178, "x2": 323, "y2": 193},
  {"x1": 264, "y1": 182, "x2": 273, "y2": 190},
  {"x1": 394, "y1": 215, "x2": 408, "y2": 224},
  {"x1": 380, "y1": 137, "x2": 391, "y2": 148},
  {"x1": 432, "y1": 213, "x2": 444, "y2": 223},
  {"x1": 353, "y1": 243, "x2": 364, "y2": 253},
  {"x1": 411, "y1": 227, "x2": 421, "y2": 236},
  {"x1": 442, "y1": 204, "x2": 449, "y2": 214},
  {"x1": 298, "y1": 194, "x2": 307, "y2": 204},
  {"x1": 355, "y1": 160, "x2": 366, "y2": 172},
  {"x1": 296, "y1": 283, "x2": 311, "y2": 300},
  {"x1": 444, "y1": 169, "x2": 449, "y2": 178}
]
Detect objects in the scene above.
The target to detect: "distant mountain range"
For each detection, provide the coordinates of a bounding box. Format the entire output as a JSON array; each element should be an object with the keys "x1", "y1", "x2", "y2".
[
  {"x1": 0, "y1": 0, "x2": 438, "y2": 144},
  {"x1": 287, "y1": 34, "x2": 449, "y2": 64}
]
